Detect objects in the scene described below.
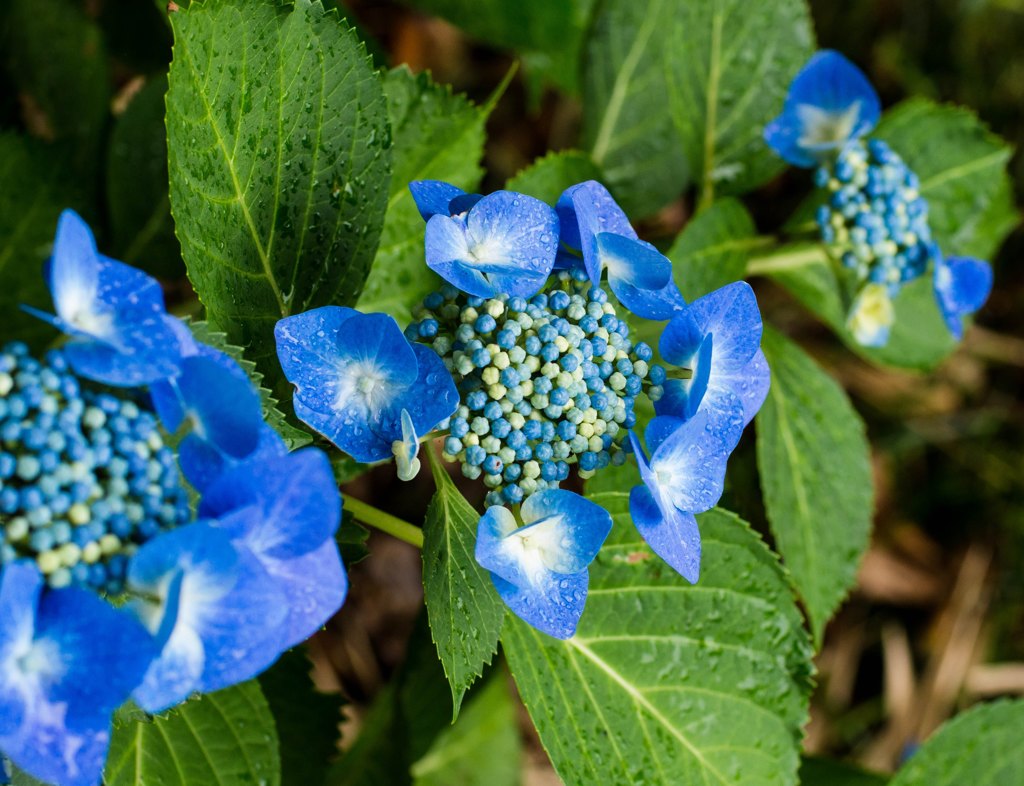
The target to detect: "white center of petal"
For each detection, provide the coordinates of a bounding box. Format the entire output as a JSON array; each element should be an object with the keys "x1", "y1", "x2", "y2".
[
  {"x1": 336, "y1": 360, "x2": 397, "y2": 414},
  {"x1": 796, "y1": 101, "x2": 862, "y2": 148},
  {"x1": 17, "y1": 638, "x2": 64, "y2": 683}
]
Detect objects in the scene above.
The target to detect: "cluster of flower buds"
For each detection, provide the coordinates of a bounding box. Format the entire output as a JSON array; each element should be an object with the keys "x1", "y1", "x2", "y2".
[
  {"x1": 1, "y1": 211, "x2": 346, "y2": 786},
  {"x1": 276, "y1": 177, "x2": 771, "y2": 641},
  {"x1": 765, "y1": 50, "x2": 992, "y2": 347}
]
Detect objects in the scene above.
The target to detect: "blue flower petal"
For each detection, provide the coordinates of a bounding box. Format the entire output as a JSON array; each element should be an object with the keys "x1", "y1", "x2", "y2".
[
  {"x1": 259, "y1": 539, "x2": 348, "y2": 649},
  {"x1": 128, "y1": 523, "x2": 287, "y2": 713},
  {"x1": 491, "y1": 570, "x2": 588, "y2": 640},
  {"x1": 933, "y1": 256, "x2": 993, "y2": 339},
  {"x1": 610, "y1": 275, "x2": 686, "y2": 321},
  {"x1": 200, "y1": 448, "x2": 341, "y2": 559},
  {"x1": 712, "y1": 348, "x2": 770, "y2": 427},
  {"x1": 764, "y1": 50, "x2": 880, "y2": 167},
  {"x1": 657, "y1": 307, "x2": 705, "y2": 367},
  {"x1": 596, "y1": 234, "x2": 672, "y2": 291},
  {"x1": 0, "y1": 563, "x2": 155, "y2": 786},
  {"x1": 647, "y1": 411, "x2": 731, "y2": 514},
  {"x1": 685, "y1": 281, "x2": 762, "y2": 372},
  {"x1": 556, "y1": 181, "x2": 637, "y2": 286},
  {"x1": 409, "y1": 180, "x2": 467, "y2": 220},
  {"x1": 628, "y1": 485, "x2": 701, "y2": 583},
  {"x1": 392, "y1": 344, "x2": 460, "y2": 436},
  {"x1": 518, "y1": 489, "x2": 613, "y2": 574},
  {"x1": 177, "y1": 423, "x2": 287, "y2": 494},
  {"x1": 448, "y1": 193, "x2": 483, "y2": 215},
  {"x1": 475, "y1": 506, "x2": 528, "y2": 587}
]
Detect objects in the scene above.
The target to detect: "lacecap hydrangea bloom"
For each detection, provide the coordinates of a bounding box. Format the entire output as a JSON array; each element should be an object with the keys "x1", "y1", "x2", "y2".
[
  {"x1": 276, "y1": 179, "x2": 771, "y2": 639},
  {"x1": 1, "y1": 211, "x2": 348, "y2": 785},
  {"x1": 764, "y1": 50, "x2": 993, "y2": 347}
]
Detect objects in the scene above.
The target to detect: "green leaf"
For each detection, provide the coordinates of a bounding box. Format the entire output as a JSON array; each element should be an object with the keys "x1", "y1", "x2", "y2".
[
  {"x1": 889, "y1": 700, "x2": 1024, "y2": 786},
  {"x1": 667, "y1": 198, "x2": 761, "y2": 300},
  {"x1": 410, "y1": 671, "x2": 521, "y2": 786},
  {"x1": 260, "y1": 647, "x2": 344, "y2": 786},
  {"x1": 357, "y1": 67, "x2": 489, "y2": 325},
  {"x1": 583, "y1": 0, "x2": 813, "y2": 216},
  {"x1": 0, "y1": 133, "x2": 78, "y2": 349},
  {"x1": 326, "y1": 613, "x2": 454, "y2": 786},
  {"x1": 875, "y1": 98, "x2": 1019, "y2": 260},
  {"x1": 504, "y1": 497, "x2": 813, "y2": 786},
  {"x1": 166, "y1": 0, "x2": 391, "y2": 386},
  {"x1": 422, "y1": 452, "x2": 504, "y2": 718},
  {"x1": 506, "y1": 150, "x2": 603, "y2": 204},
  {"x1": 800, "y1": 757, "x2": 888, "y2": 786},
  {"x1": 397, "y1": 0, "x2": 594, "y2": 96},
  {"x1": 337, "y1": 509, "x2": 371, "y2": 566},
  {"x1": 1, "y1": 0, "x2": 109, "y2": 184},
  {"x1": 106, "y1": 73, "x2": 183, "y2": 280},
  {"x1": 756, "y1": 327, "x2": 873, "y2": 644},
  {"x1": 105, "y1": 681, "x2": 281, "y2": 786},
  {"x1": 186, "y1": 319, "x2": 312, "y2": 449},
  {"x1": 10, "y1": 765, "x2": 49, "y2": 786}
]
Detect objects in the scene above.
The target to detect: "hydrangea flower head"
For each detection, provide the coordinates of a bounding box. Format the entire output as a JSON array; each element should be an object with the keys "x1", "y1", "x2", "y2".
[
  {"x1": 407, "y1": 271, "x2": 665, "y2": 507},
  {"x1": 628, "y1": 413, "x2": 732, "y2": 583},
  {"x1": 475, "y1": 488, "x2": 612, "y2": 638},
  {"x1": 933, "y1": 255, "x2": 993, "y2": 341},
  {"x1": 23, "y1": 210, "x2": 181, "y2": 387},
  {"x1": 764, "y1": 50, "x2": 881, "y2": 168},
  {"x1": 655, "y1": 281, "x2": 770, "y2": 446},
  {"x1": 422, "y1": 189, "x2": 560, "y2": 298},
  {"x1": 0, "y1": 343, "x2": 190, "y2": 593},
  {"x1": 275, "y1": 306, "x2": 458, "y2": 467},
  {"x1": 0, "y1": 561, "x2": 155, "y2": 786},
  {"x1": 556, "y1": 181, "x2": 684, "y2": 320}
]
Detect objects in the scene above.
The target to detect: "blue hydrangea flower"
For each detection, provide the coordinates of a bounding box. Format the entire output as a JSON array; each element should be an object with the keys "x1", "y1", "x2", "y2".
[
  {"x1": 409, "y1": 180, "x2": 481, "y2": 220},
  {"x1": 655, "y1": 282, "x2": 770, "y2": 446},
  {"x1": 126, "y1": 522, "x2": 288, "y2": 713},
  {"x1": 275, "y1": 307, "x2": 458, "y2": 463},
  {"x1": 407, "y1": 272, "x2": 665, "y2": 507},
  {"x1": 0, "y1": 343, "x2": 190, "y2": 593},
  {"x1": 933, "y1": 255, "x2": 993, "y2": 340},
  {"x1": 475, "y1": 489, "x2": 612, "y2": 638},
  {"x1": 628, "y1": 414, "x2": 732, "y2": 583},
  {"x1": 0, "y1": 561, "x2": 155, "y2": 786},
  {"x1": 423, "y1": 190, "x2": 559, "y2": 298},
  {"x1": 764, "y1": 50, "x2": 881, "y2": 168},
  {"x1": 199, "y1": 448, "x2": 347, "y2": 649},
  {"x1": 22, "y1": 210, "x2": 180, "y2": 387},
  {"x1": 556, "y1": 181, "x2": 684, "y2": 320}
]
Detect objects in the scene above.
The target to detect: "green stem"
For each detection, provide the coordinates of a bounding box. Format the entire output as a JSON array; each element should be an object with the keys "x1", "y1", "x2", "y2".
[
  {"x1": 746, "y1": 244, "x2": 830, "y2": 276},
  {"x1": 342, "y1": 494, "x2": 424, "y2": 549}
]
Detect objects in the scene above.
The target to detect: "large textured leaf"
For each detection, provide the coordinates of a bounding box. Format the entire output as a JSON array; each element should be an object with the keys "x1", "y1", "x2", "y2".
[
  {"x1": 166, "y1": 0, "x2": 390, "y2": 385},
  {"x1": 397, "y1": 0, "x2": 594, "y2": 96},
  {"x1": 410, "y1": 672, "x2": 521, "y2": 786},
  {"x1": 667, "y1": 198, "x2": 760, "y2": 301},
  {"x1": 104, "y1": 682, "x2": 280, "y2": 786},
  {"x1": 505, "y1": 491, "x2": 814, "y2": 786},
  {"x1": 506, "y1": 150, "x2": 603, "y2": 205},
  {"x1": 0, "y1": 133, "x2": 80, "y2": 349},
  {"x1": 107, "y1": 74, "x2": 183, "y2": 279},
  {"x1": 358, "y1": 67, "x2": 488, "y2": 325},
  {"x1": 260, "y1": 648, "x2": 344, "y2": 786},
  {"x1": 422, "y1": 453, "x2": 504, "y2": 718},
  {"x1": 756, "y1": 328, "x2": 873, "y2": 644},
  {"x1": 326, "y1": 614, "x2": 453, "y2": 786},
  {"x1": 889, "y1": 700, "x2": 1024, "y2": 786},
  {"x1": 583, "y1": 0, "x2": 813, "y2": 216}
]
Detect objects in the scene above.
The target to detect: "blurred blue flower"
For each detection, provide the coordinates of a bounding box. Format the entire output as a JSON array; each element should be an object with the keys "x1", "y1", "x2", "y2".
[
  {"x1": 847, "y1": 283, "x2": 895, "y2": 348},
  {"x1": 655, "y1": 282, "x2": 770, "y2": 446},
  {"x1": 199, "y1": 448, "x2": 347, "y2": 649},
  {"x1": 0, "y1": 562, "x2": 155, "y2": 786},
  {"x1": 423, "y1": 190, "x2": 559, "y2": 298},
  {"x1": 409, "y1": 180, "x2": 481, "y2": 220},
  {"x1": 275, "y1": 306, "x2": 458, "y2": 463},
  {"x1": 126, "y1": 522, "x2": 288, "y2": 713},
  {"x1": 764, "y1": 50, "x2": 881, "y2": 168},
  {"x1": 933, "y1": 255, "x2": 993, "y2": 340},
  {"x1": 475, "y1": 488, "x2": 611, "y2": 638},
  {"x1": 555, "y1": 181, "x2": 684, "y2": 320},
  {"x1": 628, "y1": 414, "x2": 732, "y2": 583},
  {"x1": 23, "y1": 210, "x2": 180, "y2": 387}
]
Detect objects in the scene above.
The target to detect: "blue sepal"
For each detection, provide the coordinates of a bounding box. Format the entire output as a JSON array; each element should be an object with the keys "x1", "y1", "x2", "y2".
[
  {"x1": 424, "y1": 191, "x2": 559, "y2": 298},
  {"x1": 764, "y1": 50, "x2": 881, "y2": 167},
  {"x1": 933, "y1": 256, "x2": 993, "y2": 340},
  {"x1": 628, "y1": 486, "x2": 702, "y2": 584},
  {"x1": 409, "y1": 180, "x2": 468, "y2": 220},
  {"x1": 555, "y1": 181, "x2": 637, "y2": 287},
  {"x1": 491, "y1": 571, "x2": 588, "y2": 640}
]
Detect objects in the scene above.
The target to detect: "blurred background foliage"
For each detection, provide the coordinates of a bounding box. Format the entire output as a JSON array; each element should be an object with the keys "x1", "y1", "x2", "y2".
[{"x1": 1, "y1": 0, "x2": 1022, "y2": 781}]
